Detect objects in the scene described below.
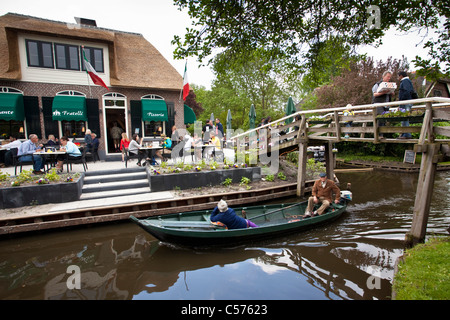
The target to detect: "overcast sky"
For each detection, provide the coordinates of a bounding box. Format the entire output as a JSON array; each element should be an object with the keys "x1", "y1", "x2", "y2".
[{"x1": 1, "y1": 0, "x2": 432, "y2": 90}]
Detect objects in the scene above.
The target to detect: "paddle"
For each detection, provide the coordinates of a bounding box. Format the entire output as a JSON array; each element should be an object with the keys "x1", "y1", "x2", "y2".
[{"x1": 247, "y1": 202, "x2": 302, "y2": 221}]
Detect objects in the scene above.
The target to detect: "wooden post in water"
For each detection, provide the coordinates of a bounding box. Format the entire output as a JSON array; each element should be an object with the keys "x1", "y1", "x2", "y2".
[
  {"x1": 325, "y1": 142, "x2": 335, "y2": 180},
  {"x1": 297, "y1": 116, "x2": 308, "y2": 197},
  {"x1": 405, "y1": 143, "x2": 440, "y2": 248}
]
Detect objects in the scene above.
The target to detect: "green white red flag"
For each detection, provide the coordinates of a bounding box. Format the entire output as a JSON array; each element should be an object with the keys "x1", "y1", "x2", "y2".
[
  {"x1": 183, "y1": 61, "x2": 189, "y2": 100},
  {"x1": 82, "y1": 46, "x2": 109, "y2": 91}
]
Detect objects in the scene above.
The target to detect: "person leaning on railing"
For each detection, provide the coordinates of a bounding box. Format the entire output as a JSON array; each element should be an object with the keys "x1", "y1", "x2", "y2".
[{"x1": 372, "y1": 71, "x2": 395, "y2": 138}]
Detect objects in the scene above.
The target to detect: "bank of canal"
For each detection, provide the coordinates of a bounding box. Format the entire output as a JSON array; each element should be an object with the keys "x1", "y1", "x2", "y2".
[{"x1": 0, "y1": 170, "x2": 448, "y2": 300}]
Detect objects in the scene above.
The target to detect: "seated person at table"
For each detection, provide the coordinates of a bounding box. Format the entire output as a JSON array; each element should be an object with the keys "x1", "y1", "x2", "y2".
[
  {"x1": 17, "y1": 134, "x2": 45, "y2": 174},
  {"x1": 84, "y1": 129, "x2": 93, "y2": 152},
  {"x1": 183, "y1": 134, "x2": 193, "y2": 159},
  {"x1": 155, "y1": 134, "x2": 171, "y2": 161},
  {"x1": 207, "y1": 131, "x2": 222, "y2": 158},
  {"x1": 210, "y1": 200, "x2": 258, "y2": 229},
  {"x1": 128, "y1": 133, "x2": 146, "y2": 166},
  {"x1": 192, "y1": 133, "x2": 202, "y2": 160},
  {"x1": 55, "y1": 136, "x2": 81, "y2": 173},
  {"x1": 91, "y1": 133, "x2": 99, "y2": 150},
  {"x1": 46, "y1": 134, "x2": 59, "y2": 147},
  {"x1": 1, "y1": 135, "x2": 22, "y2": 167}
]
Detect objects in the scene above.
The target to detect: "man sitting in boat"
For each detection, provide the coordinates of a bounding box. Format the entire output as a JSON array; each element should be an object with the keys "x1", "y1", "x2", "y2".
[
  {"x1": 304, "y1": 172, "x2": 341, "y2": 218},
  {"x1": 210, "y1": 200, "x2": 258, "y2": 229}
]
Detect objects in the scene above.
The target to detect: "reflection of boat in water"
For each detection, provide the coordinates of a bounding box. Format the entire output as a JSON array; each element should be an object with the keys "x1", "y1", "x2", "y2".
[{"x1": 130, "y1": 192, "x2": 352, "y2": 247}]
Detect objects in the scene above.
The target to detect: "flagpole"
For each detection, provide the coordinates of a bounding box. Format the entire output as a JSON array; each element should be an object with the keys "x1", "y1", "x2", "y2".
[{"x1": 82, "y1": 46, "x2": 93, "y2": 98}]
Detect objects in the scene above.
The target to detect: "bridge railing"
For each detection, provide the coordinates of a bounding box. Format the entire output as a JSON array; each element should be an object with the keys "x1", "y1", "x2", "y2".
[{"x1": 230, "y1": 97, "x2": 450, "y2": 145}]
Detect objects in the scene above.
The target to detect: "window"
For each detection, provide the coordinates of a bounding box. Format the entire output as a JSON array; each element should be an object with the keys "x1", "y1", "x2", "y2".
[
  {"x1": 61, "y1": 120, "x2": 86, "y2": 138},
  {"x1": 24, "y1": 39, "x2": 105, "y2": 73},
  {"x1": 144, "y1": 121, "x2": 164, "y2": 136},
  {"x1": 54, "y1": 43, "x2": 80, "y2": 70},
  {"x1": 82, "y1": 46, "x2": 104, "y2": 73},
  {"x1": 26, "y1": 40, "x2": 54, "y2": 68}
]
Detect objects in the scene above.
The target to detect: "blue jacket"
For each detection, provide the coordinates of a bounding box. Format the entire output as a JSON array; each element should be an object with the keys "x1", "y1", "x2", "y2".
[
  {"x1": 210, "y1": 207, "x2": 247, "y2": 229},
  {"x1": 399, "y1": 77, "x2": 414, "y2": 101}
]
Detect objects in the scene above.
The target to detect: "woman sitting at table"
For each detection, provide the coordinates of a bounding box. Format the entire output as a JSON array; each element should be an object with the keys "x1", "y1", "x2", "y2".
[
  {"x1": 55, "y1": 136, "x2": 81, "y2": 173},
  {"x1": 128, "y1": 133, "x2": 146, "y2": 166},
  {"x1": 155, "y1": 133, "x2": 171, "y2": 161}
]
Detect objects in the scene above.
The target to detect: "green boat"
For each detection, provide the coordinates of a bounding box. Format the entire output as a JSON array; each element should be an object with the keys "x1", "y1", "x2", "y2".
[{"x1": 130, "y1": 191, "x2": 352, "y2": 247}]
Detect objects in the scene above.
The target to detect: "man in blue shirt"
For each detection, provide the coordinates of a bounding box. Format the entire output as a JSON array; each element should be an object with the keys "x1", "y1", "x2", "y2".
[
  {"x1": 17, "y1": 134, "x2": 45, "y2": 174},
  {"x1": 398, "y1": 71, "x2": 415, "y2": 139}
]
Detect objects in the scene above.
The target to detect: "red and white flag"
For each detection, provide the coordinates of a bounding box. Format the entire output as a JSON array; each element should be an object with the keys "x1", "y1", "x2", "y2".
[
  {"x1": 182, "y1": 61, "x2": 190, "y2": 100},
  {"x1": 82, "y1": 46, "x2": 109, "y2": 90}
]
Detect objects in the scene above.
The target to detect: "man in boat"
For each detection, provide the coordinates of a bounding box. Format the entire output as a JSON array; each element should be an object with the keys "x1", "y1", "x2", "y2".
[
  {"x1": 304, "y1": 172, "x2": 341, "y2": 218},
  {"x1": 210, "y1": 200, "x2": 258, "y2": 229}
]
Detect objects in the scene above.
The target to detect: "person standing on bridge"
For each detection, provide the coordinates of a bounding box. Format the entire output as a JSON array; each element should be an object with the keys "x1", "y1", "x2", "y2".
[
  {"x1": 303, "y1": 172, "x2": 341, "y2": 218},
  {"x1": 398, "y1": 71, "x2": 415, "y2": 139},
  {"x1": 372, "y1": 71, "x2": 395, "y2": 138}
]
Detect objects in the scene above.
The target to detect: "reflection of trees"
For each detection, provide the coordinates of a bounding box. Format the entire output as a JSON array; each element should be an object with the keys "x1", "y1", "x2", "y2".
[{"x1": 253, "y1": 242, "x2": 394, "y2": 300}]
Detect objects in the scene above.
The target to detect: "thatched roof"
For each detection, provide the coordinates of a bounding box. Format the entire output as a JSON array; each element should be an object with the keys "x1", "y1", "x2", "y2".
[{"x1": 0, "y1": 13, "x2": 182, "y2": 90}]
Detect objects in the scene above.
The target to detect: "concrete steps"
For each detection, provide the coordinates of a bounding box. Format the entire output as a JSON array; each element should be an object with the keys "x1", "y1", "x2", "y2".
[{"x1": 80, "y1": 167, "x2": 150, "y2": 200}]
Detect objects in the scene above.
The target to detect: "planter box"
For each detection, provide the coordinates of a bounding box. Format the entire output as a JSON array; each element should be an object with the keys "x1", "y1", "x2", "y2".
[
  {"x1": 148, "y1": 167, "x2": 261, "y2": 192},
  {"x1": 0, "y1": 174, "x2": 84, "y2": 209},
  {"x1": 377, "y1": 115, "x2": 424, "y2": 124}
]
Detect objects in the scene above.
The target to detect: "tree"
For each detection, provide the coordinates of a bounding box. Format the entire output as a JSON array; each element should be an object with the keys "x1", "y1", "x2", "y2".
[
  {"x1": 172, "y1": 0, "x2": 450, "y2": 78},
  {"x1": 313, "y1": 56, "x2": 411, "y2": 109},
  {"x1": 184, "y1": 90, "x2": 204, "y2": 117}
]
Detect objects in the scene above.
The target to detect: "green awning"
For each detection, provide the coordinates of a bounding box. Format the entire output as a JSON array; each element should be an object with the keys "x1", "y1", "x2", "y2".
[
  {"x1": 52, "y1": 95, "x2": 87, "y2": 121},
  {"x1": 0, "y1": 93, "x2": 25, "y2": 121},
  {"x1": 141, "y1": 99, "x2": 168, "y2": 122},
  {"x1": 184, "y1": 104, "x2": 196, "y2": 124}
]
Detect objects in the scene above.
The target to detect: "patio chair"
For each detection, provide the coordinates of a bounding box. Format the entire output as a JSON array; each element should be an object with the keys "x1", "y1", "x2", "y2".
[{"x1": 11, "y1": 148, "x2": 35, "y2": 176}]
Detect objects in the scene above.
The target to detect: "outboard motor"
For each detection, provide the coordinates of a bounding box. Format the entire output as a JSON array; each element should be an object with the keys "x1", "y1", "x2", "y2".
[{"x1": 340, "y1": 190, "x2": 352, "y2": 204}]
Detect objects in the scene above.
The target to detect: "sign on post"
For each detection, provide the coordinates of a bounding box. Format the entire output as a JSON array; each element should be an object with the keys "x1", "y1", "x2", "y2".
[{"x1": 403, "y1": 150, "x2": 416, "y2": 164}]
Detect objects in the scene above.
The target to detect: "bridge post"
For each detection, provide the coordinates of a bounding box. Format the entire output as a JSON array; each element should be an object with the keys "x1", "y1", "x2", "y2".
[
  {"x1": 325, "y1": 142, "x2": 335, "y2": 180},
  {"x1": 296, "y1": 117, "x2": 308, "y2": 197},
  {"x1": 405, "y1": 143, "x2": 440, "y2": 248}
]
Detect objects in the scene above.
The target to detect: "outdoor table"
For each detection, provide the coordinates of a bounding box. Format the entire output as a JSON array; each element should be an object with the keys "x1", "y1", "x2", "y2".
[
  {"x1": 197, "y1": 144, "x2": 217, "y2": 160},
  {"x1": 140, "y1": 146, "x2": 163, "y2": 165},
  {"x1": 33, "y1": 150, "x2": 67, "y2": 172}
]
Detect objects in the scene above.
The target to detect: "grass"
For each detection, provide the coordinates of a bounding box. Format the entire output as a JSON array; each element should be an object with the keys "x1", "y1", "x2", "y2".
[{"x1": 393, "y1": 237, "x2": 450, "y2": 300}]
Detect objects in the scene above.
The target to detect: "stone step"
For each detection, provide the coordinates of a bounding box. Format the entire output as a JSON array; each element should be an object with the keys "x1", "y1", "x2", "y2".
[
  {"x1": 83, "y1": 171, "x2": 147, "y2": 184},
  {"x1": 79, "y1": 186, "x2": 151, "y2": 201},
  {"x1": 83, "y1": 166, "x2": 145, "y2": 177},
  {"x1": 82, "y1": 179, "x2": 149, "y2": 193}
]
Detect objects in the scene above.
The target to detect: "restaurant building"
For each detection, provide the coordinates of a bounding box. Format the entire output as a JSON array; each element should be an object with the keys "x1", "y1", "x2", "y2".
[{"x1": 0, "y1": 13, "x2": 196, "y2": 159}]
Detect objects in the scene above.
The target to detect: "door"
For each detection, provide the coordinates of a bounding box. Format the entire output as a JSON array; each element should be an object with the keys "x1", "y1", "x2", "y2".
[{"x1": 103, "y1": 93, "x2": 128, "y2": 155}]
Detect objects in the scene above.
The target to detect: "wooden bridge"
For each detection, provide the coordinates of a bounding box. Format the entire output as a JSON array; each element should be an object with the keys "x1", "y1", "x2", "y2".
[{"x1": 232, "y1": 97, "x2": 450, "y2": 247}]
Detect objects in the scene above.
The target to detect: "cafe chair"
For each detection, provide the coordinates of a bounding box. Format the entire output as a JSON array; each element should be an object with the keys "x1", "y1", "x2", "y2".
[
  {"x1": 213, "y1": 148, "x2": 224, "y2": 162},
  {"x1": 66, "y1": 147, "x2": 88, "y2": 172},
  {"x1": 85, "y1": 145, "x2": 99, "y2": 163},
  {"x1": 124, "y1": 149, "x2": 139, "y2": 168},
  {"x1": 11, "y1": 148, "x2": 35, "y2": 176}
]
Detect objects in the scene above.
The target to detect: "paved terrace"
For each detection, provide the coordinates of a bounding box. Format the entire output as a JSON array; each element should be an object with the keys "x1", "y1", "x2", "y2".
[{"x1": 0, "y1": 160, "x2": 174, "y2": 219}]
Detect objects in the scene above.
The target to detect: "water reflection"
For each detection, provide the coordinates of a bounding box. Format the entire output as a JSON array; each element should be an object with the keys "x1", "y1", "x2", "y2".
[{"x1": 0, "y1": 171, "x2": 448, "y2": 300}]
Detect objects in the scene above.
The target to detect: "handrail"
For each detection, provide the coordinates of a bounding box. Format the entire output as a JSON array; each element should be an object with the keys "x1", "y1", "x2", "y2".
[{"x1": 231, "y1": 97, "x2": 450, "y2": 140}]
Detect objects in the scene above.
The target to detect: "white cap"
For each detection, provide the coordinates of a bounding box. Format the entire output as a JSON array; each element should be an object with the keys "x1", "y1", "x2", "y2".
[{"x1": 217, "y1": 200, "x2": 228, "y2": 212}]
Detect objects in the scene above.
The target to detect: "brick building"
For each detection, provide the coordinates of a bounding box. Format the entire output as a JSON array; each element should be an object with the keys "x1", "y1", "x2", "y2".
[{"x1": 0, "y1": 13, "x2": 195, "y2": 159}]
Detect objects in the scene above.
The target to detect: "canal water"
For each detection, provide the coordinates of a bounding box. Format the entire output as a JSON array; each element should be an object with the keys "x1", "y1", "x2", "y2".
[{"x1": 0, "y1": 170, "x2": 448, "y2": 300}]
